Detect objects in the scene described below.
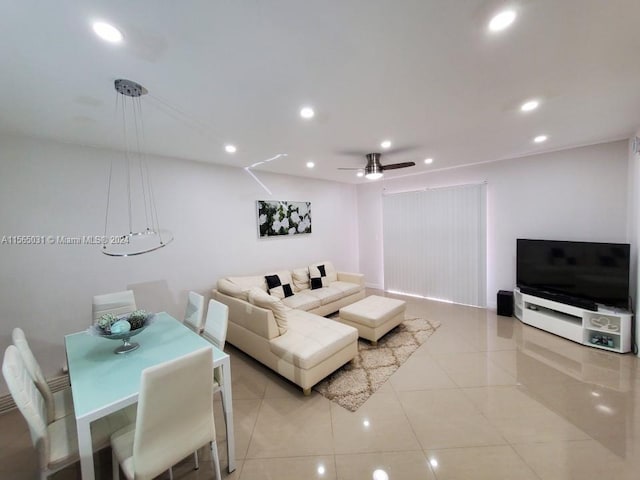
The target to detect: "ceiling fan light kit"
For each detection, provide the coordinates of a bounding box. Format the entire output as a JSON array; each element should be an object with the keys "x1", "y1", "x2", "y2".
[{"x1": 365, "y1": 153, "x2": 384, "y2": 179}]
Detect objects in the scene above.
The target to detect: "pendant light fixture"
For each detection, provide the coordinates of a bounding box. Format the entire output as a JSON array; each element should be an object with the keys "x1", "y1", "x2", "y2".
[{"x1": 102, "y1": 79, "x2": 173, "y2": 256}]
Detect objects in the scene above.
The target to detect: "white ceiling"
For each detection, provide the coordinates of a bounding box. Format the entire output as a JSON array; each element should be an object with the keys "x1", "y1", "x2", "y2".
[{"x1": 2, "y1": 1, "x2": 640, "y2": 184}]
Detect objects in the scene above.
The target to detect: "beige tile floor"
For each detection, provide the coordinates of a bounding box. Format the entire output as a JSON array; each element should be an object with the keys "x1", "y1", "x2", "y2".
[{"x1": 2, "y1": 290, "x2": 640, "y2": 479}]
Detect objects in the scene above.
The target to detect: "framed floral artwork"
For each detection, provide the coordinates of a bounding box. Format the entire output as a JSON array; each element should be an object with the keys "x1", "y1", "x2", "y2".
[{"x1": 257, "y1": 200, "x2": 312, "y2": 237}]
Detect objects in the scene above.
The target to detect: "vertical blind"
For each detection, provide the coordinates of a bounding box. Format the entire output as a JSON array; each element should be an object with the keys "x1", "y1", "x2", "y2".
[{"x1": 382, "y1": 183, "x2": 487, "y2": 307}]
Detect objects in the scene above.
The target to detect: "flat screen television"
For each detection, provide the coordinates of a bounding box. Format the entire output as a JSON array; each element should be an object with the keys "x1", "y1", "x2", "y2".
[{"x1": 516, "y1": 239, "x2": 630, "y2": 310}]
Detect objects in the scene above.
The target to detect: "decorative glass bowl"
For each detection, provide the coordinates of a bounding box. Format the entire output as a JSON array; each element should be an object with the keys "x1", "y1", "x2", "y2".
[{"x1": 88, "y1": 312, "x2": 156, "y2": 354}]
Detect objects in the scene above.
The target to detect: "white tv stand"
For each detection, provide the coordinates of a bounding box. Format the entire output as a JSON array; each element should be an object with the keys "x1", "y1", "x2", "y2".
[{"x1": 513, "y1": 288, "x2": 632, "y2": 353}]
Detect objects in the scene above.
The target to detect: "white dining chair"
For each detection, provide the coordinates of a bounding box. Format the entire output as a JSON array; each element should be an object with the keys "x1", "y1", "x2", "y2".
[
  {"x1": 2, "y1": 345, "x2": 134, "y2": 480},
  {"x1": 201, "y1": 298, "x2": 230, "y2": 447},
  {"x1": 110, "y1": 347, "x2": 221, "y2": 480},
  {"x1": 183, "y1": 291, "x2": 206, "y2": 334},
  {"x1": 202, "y1": 298, "x2": 229, "y2": 392},
  {"x1": 92, "y1": 290, "x2": 137, "y2": 321},
  {"x1": 11, "y1": 328, "x2": 73, "y2": 423},
  {"x1": 202, "y1": 299, "x2": 229, "y2": 351}
]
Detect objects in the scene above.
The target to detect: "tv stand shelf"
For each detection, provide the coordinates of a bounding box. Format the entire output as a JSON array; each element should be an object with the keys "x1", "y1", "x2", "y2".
[{"x1": 514, "y1": 288, "x2": 632, "y2": 353}]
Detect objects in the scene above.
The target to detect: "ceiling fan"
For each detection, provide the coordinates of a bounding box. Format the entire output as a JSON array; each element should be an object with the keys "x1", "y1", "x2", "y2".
[{"x1": 337, "y1": 151, "x2": 416, "y2": 180}]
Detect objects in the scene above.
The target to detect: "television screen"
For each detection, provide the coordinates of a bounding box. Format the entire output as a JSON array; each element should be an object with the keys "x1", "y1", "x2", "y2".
[{"x1": 516, "y1": 239, "x2": 630, "y2": 309}]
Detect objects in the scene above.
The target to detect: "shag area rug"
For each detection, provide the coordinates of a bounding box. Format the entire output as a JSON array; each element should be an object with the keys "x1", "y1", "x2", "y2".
[{"x1": 314, "y1": 317, "x2": 441, "y2": 412}]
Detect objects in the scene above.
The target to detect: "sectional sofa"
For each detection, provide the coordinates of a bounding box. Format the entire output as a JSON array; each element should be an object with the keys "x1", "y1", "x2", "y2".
[{"x1": 212, "y1": 261, "x2": 365, "y2": 394}]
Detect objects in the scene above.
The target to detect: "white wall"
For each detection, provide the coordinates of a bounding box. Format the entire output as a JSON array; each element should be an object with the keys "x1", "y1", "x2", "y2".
[
  {"x1": 358, "y1": 140, "x2": 630, "y2": 307},
  {"x1": 0, "y1": 134, "x2": 359, "y2": 394}
]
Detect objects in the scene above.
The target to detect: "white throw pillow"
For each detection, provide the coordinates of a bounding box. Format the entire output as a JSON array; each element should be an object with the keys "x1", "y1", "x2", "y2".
[
  {"x1": 248, "y1": 287, "x2": 289, "y2": 335},
  {"x1": 292, "y1": 268, "x2": 310, "y2": 291}
]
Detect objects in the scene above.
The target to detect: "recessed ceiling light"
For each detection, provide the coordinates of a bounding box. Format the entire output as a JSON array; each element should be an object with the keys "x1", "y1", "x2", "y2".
[
  {"x1": 300, "y1": 107, "x2": 315, "y2": 119},
  {"x1": 380, "y1": 140, "x2": 392, "y2": 149},
  {"x1": 306, "y1": 161, "x2": 315, "y2": 168},
  {"x1": 488, "y1": 10, "x2": 516, "y2": 32},
  {"x1": 92, "y1": 22, "x2": 123, "y2": 43},
  {"x1": 521, "y1": 100, "x2": 539, "y2": 112},
  {"x1": 372, "y1": 469, "x2": 389, "y2": 480},
  {"x1": 356, "y1": 171, "x2": 364, "y2": 177},
  {"x1": 424, "y1": 158, "x2": 434, "y2": 164},
  {"x1": 533, "y1": 135, "x2": 548, "y2": 143},
  {"x1": 224, "y1": 144, "x2": 237, "y2": 153}
]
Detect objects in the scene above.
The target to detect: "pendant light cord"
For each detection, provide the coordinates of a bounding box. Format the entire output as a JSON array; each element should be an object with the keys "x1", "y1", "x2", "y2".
[
  {"x1": 136, "y1": 95, "x2": 165, "y2": 244},
  {"x1": 132, "y1": 96, "x2": 151, "y2": 231},
  {"x1": 122, "y1": 95, "x2": 133, "y2": 234}
]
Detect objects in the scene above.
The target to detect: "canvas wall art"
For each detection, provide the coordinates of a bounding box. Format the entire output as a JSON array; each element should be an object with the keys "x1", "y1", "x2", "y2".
[{"x1": 257, "y1": 201, "x2": 312, "y2": 237}]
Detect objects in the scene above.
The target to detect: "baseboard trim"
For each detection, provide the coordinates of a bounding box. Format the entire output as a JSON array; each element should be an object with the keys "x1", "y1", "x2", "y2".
[{"x1": 0, "y1": 374, "x2": 70, "y2": 414}]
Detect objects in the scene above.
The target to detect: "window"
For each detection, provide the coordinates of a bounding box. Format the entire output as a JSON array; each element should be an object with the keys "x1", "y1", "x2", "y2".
[{"x1": 383, "y1": 183, "x2": 487, "y2": 307}]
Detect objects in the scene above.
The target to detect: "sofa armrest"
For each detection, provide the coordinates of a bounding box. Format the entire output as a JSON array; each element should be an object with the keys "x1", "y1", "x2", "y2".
[
  {"x1": 212, "y1": 289, "x2": 280, "y2": 340},
  {"x1": 337, "y1": 272, "x2": 365, "y2": 287}
]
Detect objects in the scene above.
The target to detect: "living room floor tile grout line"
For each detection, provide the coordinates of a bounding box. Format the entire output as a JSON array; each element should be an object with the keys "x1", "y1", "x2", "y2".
[
  {"x1": 507, "y1": 443, "x2": 545, "y2": 480},
  {"x1": 388, "y1": 359, "x2": 441, "y2": 478},
  {"x1": 242, "y1": 396, "x2": 265, "y2": 462}
]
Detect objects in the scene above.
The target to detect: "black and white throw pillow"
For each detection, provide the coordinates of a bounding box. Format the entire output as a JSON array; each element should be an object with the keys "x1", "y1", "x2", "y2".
[
  {"x1": 309, "y1": 264, "x2": 329, "y2": 289},
  {"x1": 270, "y1": 283, "x2": 294, "y2": 299},
  {"x1": 310, "y1": 277, "x2": 323, "y2": 290},
  {"x1": 265, "y1": 274, "x2": 294, "y2": 299},
  {"x1": 265, "y1": 274, "x2": 281, "y2": 290}
]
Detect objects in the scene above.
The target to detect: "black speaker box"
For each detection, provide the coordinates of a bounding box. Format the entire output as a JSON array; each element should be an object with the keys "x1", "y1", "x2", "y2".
[{"x1": 497, "y1": 290, "x2": 514, "y2": 317}]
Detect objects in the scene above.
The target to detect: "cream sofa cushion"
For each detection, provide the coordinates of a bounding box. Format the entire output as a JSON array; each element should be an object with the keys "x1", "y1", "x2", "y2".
[
  {"x1": 329, "y1": 281, "x2": 362, "y2": 296},
  {"x1": 282, "y1": 292, "x2": 321, "y2": 311},
  {"x1": 221, "y1": 275, "x2": 267, "y2": 300},
  {"x1": 306, "y1": 286, "x2": 343, "y2": 305},
  {"x1": 248, "y1": 287, "x2": 289, "y2": 334},
  {"x1": 217, "y1": 278, "x2": 247, "y2": 300},
  {"x1": 270, "y1": 310, "x2": 358, "y2": 369},
  {"x1": 229, "y1": 275, "x2": 267, "y2": 293}
]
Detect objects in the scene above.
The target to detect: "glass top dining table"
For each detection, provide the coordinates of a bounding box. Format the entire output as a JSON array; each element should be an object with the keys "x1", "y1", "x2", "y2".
[{"x1": 65, "y1": 312, "x2": 235, "y2": 479}]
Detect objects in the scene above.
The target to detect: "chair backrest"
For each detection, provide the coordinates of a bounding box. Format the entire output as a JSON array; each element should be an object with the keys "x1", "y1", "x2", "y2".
[
  {"x1": 133, "y1": 347, "x2": 215, "y2": 480},
  {"x1": 202, "y1": 299, "x2": 229, "y2": 350},
  {"x1": 92, "y1": 290, "x2": 137, "y2": 321},
  {"x1": 183, "y1": 291, "x2": 206, "y2": 334},
  {"x1": 2, "y1": 345, "x2": 49, "y2": 469},
  {"x1": 11, "y1": 328, "x2": 56, "y2": 423}
]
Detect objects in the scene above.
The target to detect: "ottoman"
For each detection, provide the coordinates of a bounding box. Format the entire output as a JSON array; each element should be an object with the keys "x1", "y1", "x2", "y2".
[{"x1": 338, "y1": 295, "x2": 406, "y2": 345}]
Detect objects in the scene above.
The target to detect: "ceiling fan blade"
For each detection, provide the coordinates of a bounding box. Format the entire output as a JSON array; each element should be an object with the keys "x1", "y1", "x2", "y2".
[
  {"x1": 337, "y1": 167, "x2": 362, "y2": 170},
  {"x1": 381, "y1": 161, "x2": 416, "y2": 170}
]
